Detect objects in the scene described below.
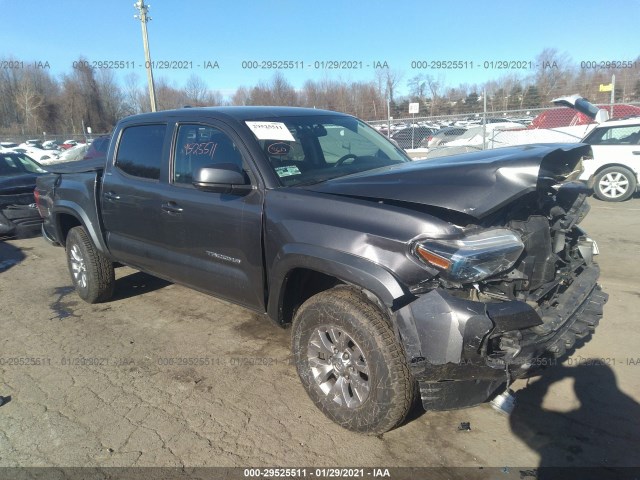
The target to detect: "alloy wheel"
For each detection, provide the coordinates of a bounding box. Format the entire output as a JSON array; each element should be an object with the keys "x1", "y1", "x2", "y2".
[
  {"x1": 599, "y1": 171, "x2": 630, "y2": 199},
  {"x1": 307, "y1": 326, "x2": 370, "y2": 408},
  {"x1": 69, "y1": 244, "x2": 87, "y2": 289}
]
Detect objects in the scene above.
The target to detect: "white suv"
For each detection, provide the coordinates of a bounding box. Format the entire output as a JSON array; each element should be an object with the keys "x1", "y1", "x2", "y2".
[{"x1": 580, "y1": 117, "x2": 640, "y2": 202}]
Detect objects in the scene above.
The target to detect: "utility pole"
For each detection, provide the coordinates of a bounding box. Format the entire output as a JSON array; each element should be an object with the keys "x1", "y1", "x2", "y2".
[
  {"x1": 610, "y1": 74, "x2": 616, "y2": 118},
  {"x1": 482, "y1": 89, "x2": 487, "y2": 150},
  {"x1": 134, "y1": 0, "x2": 157, "y2": 112}
]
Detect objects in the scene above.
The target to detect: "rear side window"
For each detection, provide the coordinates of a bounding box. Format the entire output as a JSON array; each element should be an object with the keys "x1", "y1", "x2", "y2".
[
  {"x1": 95, "y1": 137, "x2": 110, "y2": 152},
  {"x1": 585, "y1": 124, "x2": 640, "y2": 145},
  {"x1": 115, "y1": 125, "x2": 165, "y2": 179},
  {"x1": 0, "y1": 155, "x2": 20, "y2": 175}
]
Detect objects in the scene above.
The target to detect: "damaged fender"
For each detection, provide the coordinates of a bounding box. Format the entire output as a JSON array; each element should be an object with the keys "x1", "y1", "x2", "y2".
[
  {"x1": 393, "y1": 289, "x2": 542, "y2": 373},
  {"x1": 394, "y1": 289, "x2": 493, "y2": 367}
]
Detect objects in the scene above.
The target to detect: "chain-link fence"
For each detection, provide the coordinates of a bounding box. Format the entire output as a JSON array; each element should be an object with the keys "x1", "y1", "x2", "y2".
[
  {"x1": 0, "y1": 133, "x2": 111, "y2": 166},
  {"x1": 1, "y1": 133, "x2": 110, "y2": 145},
  {"x1": 367, "y1": 102, "x2": 640, "y2": 158},
  {"x1": 4, "y1": 101, "x2": 640, "y2": 162}
]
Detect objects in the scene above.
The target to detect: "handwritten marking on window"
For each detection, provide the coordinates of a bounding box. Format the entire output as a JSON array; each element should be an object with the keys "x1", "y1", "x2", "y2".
[{"x1": 183, "y1": 142, "x2": 218, "y2": 159}]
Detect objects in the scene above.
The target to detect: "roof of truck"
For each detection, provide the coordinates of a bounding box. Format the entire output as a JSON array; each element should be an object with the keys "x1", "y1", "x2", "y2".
[{"x1": 121, "y1": 106, "x2": 348, "y2": 124}]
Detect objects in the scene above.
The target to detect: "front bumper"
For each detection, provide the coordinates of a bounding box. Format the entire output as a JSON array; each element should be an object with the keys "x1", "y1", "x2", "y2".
[{"x1": 394, "y1": 263, "x2": 607, "y2": 410}]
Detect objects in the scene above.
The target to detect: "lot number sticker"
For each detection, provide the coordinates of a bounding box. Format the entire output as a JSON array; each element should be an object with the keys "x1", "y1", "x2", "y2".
[{"x1": 246, "y1": 121, "x2": 295, "y2": 141}]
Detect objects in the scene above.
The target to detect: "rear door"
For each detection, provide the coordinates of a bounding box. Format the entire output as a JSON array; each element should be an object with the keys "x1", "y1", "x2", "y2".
[
  {"x1": 585, "y1": 123, "x2": 640, "y2": 175},
  {"x1": 101, "y1": 122, "x2": 175, "y2": 277}
]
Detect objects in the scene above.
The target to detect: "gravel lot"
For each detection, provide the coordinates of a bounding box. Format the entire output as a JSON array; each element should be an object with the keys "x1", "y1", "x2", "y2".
[{"x1": 0, "y1": 197, "x2": 638, "y2": 472}]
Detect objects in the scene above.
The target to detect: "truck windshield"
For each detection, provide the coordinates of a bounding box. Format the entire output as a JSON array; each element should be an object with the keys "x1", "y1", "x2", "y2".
[{"x1": 246, "y1": 115, "x2": 409, "y2": 186}]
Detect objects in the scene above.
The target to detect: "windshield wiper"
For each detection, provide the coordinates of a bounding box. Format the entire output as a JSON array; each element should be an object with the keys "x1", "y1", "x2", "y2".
[{"x1": 294, "y1": 178, "x2": 329, "y2": 187}]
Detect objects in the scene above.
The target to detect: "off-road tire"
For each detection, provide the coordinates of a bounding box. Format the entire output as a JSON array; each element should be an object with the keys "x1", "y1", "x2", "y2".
[
  {"x1": 292, "y1": 286, "x2": 414, "y2": 435},
  {"x1": 593, "y1": 166, "x2": 637, "y2": 202},
  {"x1": 66, "y1": 226, "x2": 115, "y2": 303}
]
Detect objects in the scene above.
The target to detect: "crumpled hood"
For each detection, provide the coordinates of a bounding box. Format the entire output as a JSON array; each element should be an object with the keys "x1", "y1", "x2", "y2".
[{"x1": 305, "y1": 144, "x2": 590, "y2": 219}]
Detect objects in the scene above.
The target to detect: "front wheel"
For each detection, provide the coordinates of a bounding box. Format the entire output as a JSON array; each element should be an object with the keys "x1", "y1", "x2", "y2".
[
  {"x1": 593, "y1": 166, "x2": 637, "y2": 202},
  {"x1": 291, "y1": 287, "x2": 415, "y2": 434},
  {"x1": 66, "y1": 226, "x2": 115, "y2": 303}
]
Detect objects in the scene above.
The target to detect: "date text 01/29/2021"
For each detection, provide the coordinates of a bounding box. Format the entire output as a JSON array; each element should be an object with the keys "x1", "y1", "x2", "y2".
[{"x1": 243, "y1": 468, "x2": 390, "y2": 477}]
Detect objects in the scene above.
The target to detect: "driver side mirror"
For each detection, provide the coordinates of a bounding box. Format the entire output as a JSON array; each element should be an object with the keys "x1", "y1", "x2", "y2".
[{"x1": 193, "y1": 163, "x2": 252, "y2": 195}]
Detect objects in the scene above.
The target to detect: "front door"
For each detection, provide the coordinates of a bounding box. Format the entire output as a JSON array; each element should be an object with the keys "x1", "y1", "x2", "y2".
[{"x1": 157, "y1": 122, "x2": 265, "y2": 311}]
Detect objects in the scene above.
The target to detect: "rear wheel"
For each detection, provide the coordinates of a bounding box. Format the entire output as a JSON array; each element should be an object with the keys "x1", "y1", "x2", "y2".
[
  {"x1": 66, "y1": 226, "x2": 115, "y2": 303},
  {"x1": 292, "y1": 287, "x2": 414, "y2": 434},
  {"x1": 593, "y1": 166, "x2": 636, "y2": 202}
]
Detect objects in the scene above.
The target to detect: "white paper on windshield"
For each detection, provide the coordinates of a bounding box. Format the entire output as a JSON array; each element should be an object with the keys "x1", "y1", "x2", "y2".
[{"x1": 245, "y1": 121, "x2": 295, "y2": 141}]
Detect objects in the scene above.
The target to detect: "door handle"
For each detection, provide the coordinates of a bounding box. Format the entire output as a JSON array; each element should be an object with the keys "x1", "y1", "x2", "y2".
[
  {"x1": 632, "y1": 151, "x2": 640, "y2": 155},
  {"x1": 161, "y1": 202, "x2": 184, "y2": 214},
  {"x1": 104, "y1": 191, "x2": 121, "y2": 201}
]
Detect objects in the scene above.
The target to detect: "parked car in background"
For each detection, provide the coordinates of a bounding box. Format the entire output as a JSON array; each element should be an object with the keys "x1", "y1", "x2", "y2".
[
  {"x1": 420, "y1": 127, "x2": 468, "y2": 148},
  {"x1": 13, "y1": 145, "x2": 60, "y2": 163},
  {"x1": 82, "y1": 135, "x2": 110, "y2": 160},
  {"x1": 579, "y1": 117, "x2": 640, "y2": 202},
  {"x1": 531, "y1": 102, "x2": 640, "y2": 129},
  {"x1": 61, "y1": 140, "x2": 81, "y2": 150},
  {"x1": 42, "y1": 140, "x2": 63, "y2": 151},
  {"x1": 24, "y1": 139, "x2": 45, "y2": 149},
  {"x1": 0, "y1": 152, "x2": 47, "y2": 237},
  {"x1": 478, "y1": 96, "x2": 613, "y2": 149},
  {"x1": 391, "y1": 126, "x2": 438, "y2": 149},
  {"x1": 56, "y1": 143, "x2": 89, "y2": 163},
  {"x1": 465, "y1": 117, "x2": 520, "y2": 126},
  {"x1": 425, "y1": 122, "x2": 524, "y2": 157}
]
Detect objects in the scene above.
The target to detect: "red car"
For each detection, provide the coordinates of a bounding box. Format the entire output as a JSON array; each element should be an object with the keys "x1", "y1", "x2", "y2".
[
  {"x1": 530, "y1": 100, "x2": 640, "y2": 129},
  {"x1": 60, "y1": 140, "x2": 83, "y2": 150}
]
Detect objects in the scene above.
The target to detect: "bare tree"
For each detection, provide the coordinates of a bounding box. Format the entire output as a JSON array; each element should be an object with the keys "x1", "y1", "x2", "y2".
[
  {"x1": 424, "y1": 75, "x2": 442, "y2": 116},
  {"x1": 535, "y1": 48, "x2": 573, "y2": 101},
  {"x1": 375, "y1": 68, "x2": 403, "y2": 106},
  {"x1": 16, "y1": 70, "x2": 45, "y2": 133},
  {"x1": 96, "y1": 69, "x2": 124, "y2": 129},
  {"x1": 407, "y1": 74, "x2": 426, "y2": 100},
  {"x1": 184, "y1": 74, "x2": 210, "y2": 106},
  {"x1": 3, "y1": 47, "x2": 639, "y2": 136},
  {"x1": 154, "y1": 77, "x2": 188, "y2": 111},
  {"x1": 122, "y1": 72, "x2": 145, "y2": 115},
  {"x1": 231, "y1": 86, "x2": 250, "y2": 106},
  {"x1": 243, "y1": 72, "x2": 298, "y2": 106},
  {"x1": 59, "y1": 58, "x2": 110, "y2": 133},
  {"x1": 0, "y1": 61, "x2": 21, "y2": 130},
  {"x1": 269, "y1": 71, "x2": 298, "y2": 105},
  {"x1": 203, "y1": 90, "x2": 224, "y2": 106}
]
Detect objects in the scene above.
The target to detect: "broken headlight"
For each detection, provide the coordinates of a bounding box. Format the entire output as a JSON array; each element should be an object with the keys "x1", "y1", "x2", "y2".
[{"x1": 413, "y1": 229, "x2": 525, "y2": 283}]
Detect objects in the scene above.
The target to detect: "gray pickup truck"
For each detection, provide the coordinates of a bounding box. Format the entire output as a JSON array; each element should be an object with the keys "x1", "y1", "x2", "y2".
[{"x1": 35, "y1": 107, "x2": 607, "y2": 434}]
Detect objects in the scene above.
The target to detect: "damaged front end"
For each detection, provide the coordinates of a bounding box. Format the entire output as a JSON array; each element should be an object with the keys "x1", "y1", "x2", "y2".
[{"x1": 393, "y1": 144, "x2": 608, "y2": 411}]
